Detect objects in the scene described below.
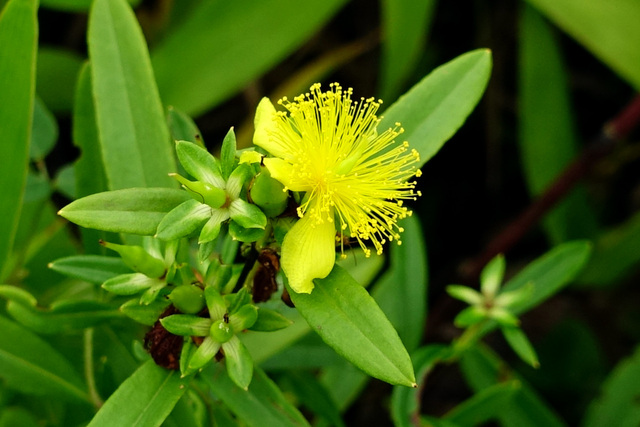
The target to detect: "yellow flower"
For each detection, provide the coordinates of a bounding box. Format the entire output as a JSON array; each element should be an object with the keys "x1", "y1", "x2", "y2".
[{"x1": 254, "y1": 83, "x2": 422, "y2": 293}]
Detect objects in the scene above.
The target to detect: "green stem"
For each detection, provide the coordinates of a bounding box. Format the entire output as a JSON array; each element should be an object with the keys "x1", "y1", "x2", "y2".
[
  {"x1": 84, "y1": 328, "x2": 104, "y2": 408},
  {"x1": 448, "y1": 320, "x2": 490, "y2": 362}
]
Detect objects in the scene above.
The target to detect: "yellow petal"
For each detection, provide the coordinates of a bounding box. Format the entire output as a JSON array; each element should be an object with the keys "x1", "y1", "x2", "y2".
[
  {"x1": 281, "y1": 210, "x2": 336, "y2": 294},
  {"x1": 263, "y1": 157, "x2": 309, "y2": 192},
  {"x1": 253, "y1": 98, "x2": 286, "y2": 157}
]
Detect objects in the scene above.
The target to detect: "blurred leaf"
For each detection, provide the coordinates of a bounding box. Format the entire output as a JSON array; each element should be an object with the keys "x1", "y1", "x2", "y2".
[
  {"x1": 287, "y1": 265, "x2": 416, "y2": 387},
  {"x1": 443, "y1": 381, "x2": 520, "y2": 426},
  {"x1": 201, "y1": 364, "x2": 310, "y2": 427},
  {"x1": 391, "y1": 344, "x2": 450, "y2": 427},
  {"x1": 0, "y1": 314, "x2": 89, "y2": 402},
  {"x1": 379, "y1": 0, "x2": 436, "y2": 100},
  {"x1": 502, "y1": 327, "x2": 540, "y2": 368},
  {"x1": 151, "y1": 0, "x2": 348, "y2": 116},
  {"x1": 49, "y1": 255, "x2": 131, "y2": 284},
  {"x1": 40, "y1": 0, "x2": 141, "y2": 12},
  {"x1": 30, "y1": 97, "x2": 58, "y2": 161},
  {"x1": 167, "y1": 106, "x2": 204, "y2": 145},
  {"x1": 577, "y1": 211, "x2": 640, "y2": 286},
  {"x1": 501, "y1": 240, "x2": 591, "y2": 315},
  {"x1": 280, "y1": 371, "x2": 346, "y2": 427},
  {"x1": 87, "y1": 360, "x2": 189, "y2": 427},
  {"x1": 73, "y1": 62, "x2": 110, "y2": 253},
  {"x1": 526, "y1": 0, "x2": 640, "y2": 91},
  {"x1": 373, "y1": 215, "x2": 428, "y2": 351},
  {"x1": 88, "y1": 0, "x2": 176, "y2": 190},
  {"x1": 36, "y1": 47, "x2": 83, "y2": 113},
  {"x1": 4, "y1": 298, "x2": 122, "y2": 334},
  {"x1": 58, "y1": 188, "x2": 191, "y2": 235},
  {"x1": 0, "y1": 0, "x2": 38, "y2": 279},
  {"x1": 53, "y1": 163, "x2": 76, "y2": 199},
  {"x1": 583, "y1": 346, "x2": 640, "y2": 427},
  {"x1": 260, "y1": 334, "x2": 342, "y2": 370},
  {"x1": 380, "y1": 49, "x2": 492, "y2": 167},
  {"x1": 461, "y1": 345, "x2": 567, "y2": 427},
  {"x1": 519, "y1": 5, "x2": 598, "y2": 244},
  {"x1": 319, "y1": 360, "x2": 369, "y2": 412},
  {"x1": 0, "y1": 407, "x2": 40, "y2": 427}
]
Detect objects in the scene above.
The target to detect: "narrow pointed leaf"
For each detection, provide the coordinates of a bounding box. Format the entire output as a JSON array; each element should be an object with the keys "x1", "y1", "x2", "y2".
[
  {"x1": 156, "y1": 200, "x2": 211, "y2": 241},
  {"x1": 175, "y1": 140, "x2": 224, "y2": 187},
  {"x1": 88, "y1": 0, "x2": 176, "y2": 190},
  {"x1": 222, "y1": 336, "x2": 254, "y2": 390},
  {"x1": 151, "y1": 0, "x2": 348, "y2": 115},
  {"x1": 287, "y1": 265, "x2": 416, "y2": 387},
  {"x1": 49, "y1": 255, "x2": 131, "y2": 283},
  {"x1": 87, "y1": 360, "x2": 189, "y2": 427},
  {"x1": 0, "y1": 315, "x2": 89, "y2": 402},
  {"x1": 0, "y1": 0, "x2": 38, "y2": 276},
  {"x1": 160, "y1": 315, "x2": 211, "y2": 337},
  {"x1": 502, "y1": 327, "x2": 539, "y2": 368},
  {"x1": 380, "y1": 49, "x2": 492, "y2": 166},
  {"x1": 59, "y1": 188, "x2": 191, "y2": 235},
  {"x1": 202, "y1": 364, "x2": 310, "y2": 427},
  {"x1": 221, "y1": 128, "x2": 237, "y2": 180},
  {"x1": 525, "y1": 0, "x2": 640, "y2": 91}
]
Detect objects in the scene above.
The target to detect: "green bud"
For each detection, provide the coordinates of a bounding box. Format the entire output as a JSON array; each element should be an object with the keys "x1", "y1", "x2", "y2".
[
  {"x1": 171, "y1": 173, "x2": 227, "y2": 209},
  {"x1": 169, "y1": 285, "x2": 205, "y2": 314},
  {"x1": 210, "y1": 319, "x2": 233, "y2": 343},
  {"x1": 100, "y1": 241, "x2": 166, "y2": 278},
  {"x1": 250, "y1": 168, "x2": 288, "y2": 217}
]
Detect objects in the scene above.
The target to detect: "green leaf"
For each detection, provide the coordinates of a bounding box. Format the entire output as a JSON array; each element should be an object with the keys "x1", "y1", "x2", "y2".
[
  {"x1": 229, "y1": 199, "x2": 267, "y2": 229},
  {"x1": 87, "y1": 360, "x2": 189, "y2": 427},
  {"x1": 103, "y1": 273, "x2": 163, "y2": 297},
  {"x1": 372, "y1": 215, "x2": 428, "y2": 351},
  {"x1": 460, "y1": 345, "x2": 567, "y2": 427},
  {"x1": 156, "y1": 199, "x2": 212, "y2": 241},
  {"x1": 220, "y1": 128, "x2": 237, "y2": 181},
  {"x1": 519, "y1": 5, "x2": 597, "y2": 244},
  {"x1": 88, "y1": 0, "x2": 176, "y2": 190},
  {"x1": 480, "y1": 254, "x2": 505, "y2": 297},
  {"x1": 525, "y1": 0, "x2": 640, "y2": 91},
  {"x1": 287, "y1": 265, "x2": 416, "y2": 387},
  {"x1": 120, "y1": 297, "x2": 170, "y2": 325},
  {"x1": 49, "y1": 254, "x2": 132, "y2": 284},
  {"x1": 229, "y1": 221, "x2": 266, "y2": 243},
  {"x1": 0, "y1": 407, "x2": 40, "y2": 427},
  {"x1": 380, "y1": 49, "x2": 492, "y2": 167},
  {"x1": 379, "y1": 0, "x2": 436, "y2": 100},
  {"x1": 443, "y1": 381, "x2": 520, "y2": 426},
  {"x1": 222, "y1": 336, "x2": 254, "y2": 390},
  {"x1": 583, "y1": 346, "x2": 640, "y2": 427},
  {"x1": 160, "y1": 314, "x2": 210, "y2": 337},
  {"x1": 175, "y1": 140, "x2": 224, "y2": 187},
  {"x1": 4, "y1": 299, "x2": 122, "y2": 334},
  {"x1": 59, "y1": 188, "x2": 191, "y2": 235},
  {"x1": 446, "y1": 285, "x2": 483, "y2": 306},
  {"x1": 30, "y1": 97, "x2": 58, "y2": 161},
  {"x1": 391, "y1": 344, "x2": 451, "y2": 427},
  {"x1": 167, "y1": 106, "x2": 204, "y2": 145},
  {"x1": 202, "y1": 364, "x2": 310, "y2": 427},
  {"x1": 577, "y1": 211, "x2": 640, "y2": 286},
  {"x1": 73, "y1": 62, "x2": 111, "y2": 253},
  {"x1": 36, "y1": 46, "x2": 83, "y2": 113},
  {"x1": 151, "y1": 0, "x2": 348, "y2": 116},
  {"x1": 502, "y1": 327, "x2": 540, "y2": 368},
  {"x1": 501, "y1": 240, "x2": 591, "y2": 314},
  {"x1": 250, "y1": 308, "x2": 293, "y2": 332},
  {"x1": 0, "y1": 314, "x2": 89, "y2": 402},
  {"x1": 40, "y1": 0, "x2": 141, "y2": 12},
  {"x1": 280, "y1": 370, "x2": 346, "y2": 427},
  {"x1": 0, "y1": 0, "x2": 38, "y2": 278}
]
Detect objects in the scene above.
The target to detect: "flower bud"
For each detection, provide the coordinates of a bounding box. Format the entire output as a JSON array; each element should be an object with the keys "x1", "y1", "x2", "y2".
[
  {"x1": 100, "y1": 241, "x2": 166, "y2": 278},
  {"x1": 210, "y1": 319, "x2": 233, "y2": 343},
  {"x1": 169, "y1": 285, "x2": 205, "y2": 314},
  {"x1": 250, "y1": 168, "x2": 288, "y2": 217},
  {"x1": 171, "y1": 174, "x2": 227, "y2": 209}
]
